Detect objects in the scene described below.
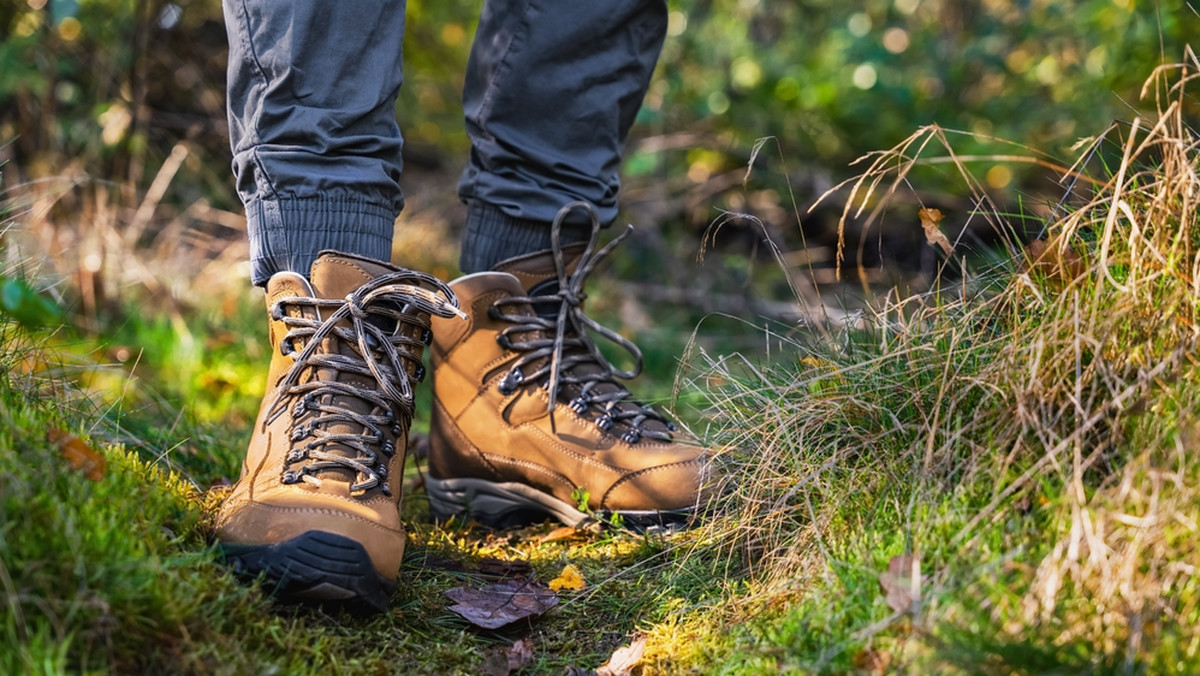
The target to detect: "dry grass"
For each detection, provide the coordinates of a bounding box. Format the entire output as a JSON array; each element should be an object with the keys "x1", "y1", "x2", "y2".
[
  {"x1": 1, "y1": 145, "x2": 251, "y2": 325},
  {"x1": 679, "y1": 51, "x2": 1200, "y2": 671}
]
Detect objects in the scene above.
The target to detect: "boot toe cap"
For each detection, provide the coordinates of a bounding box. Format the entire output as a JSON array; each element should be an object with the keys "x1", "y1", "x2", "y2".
[
  {"x1": 216, "y1": 495, "x2": 406, "y2": 579},
  {"x1": 597, "y1": 454, "x2": 714, "y2": 514}
]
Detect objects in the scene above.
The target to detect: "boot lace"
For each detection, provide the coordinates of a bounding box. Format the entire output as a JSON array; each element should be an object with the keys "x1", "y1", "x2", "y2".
[
  {"x1": 268, "y1": 270, "x2": 464, "y2": 494},
  {"x1": 490, "y1": 202, "x2": 678, "y2": 444}
]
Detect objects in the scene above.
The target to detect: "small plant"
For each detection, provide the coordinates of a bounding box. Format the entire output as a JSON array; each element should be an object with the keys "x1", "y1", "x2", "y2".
[{"x1": 571, "y1": 485, "x2": 591, "y2": 513}]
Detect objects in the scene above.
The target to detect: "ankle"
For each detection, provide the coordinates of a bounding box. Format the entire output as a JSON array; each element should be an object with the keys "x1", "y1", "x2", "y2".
[{"x1": 458, "y1": 202, "x2": 589, "y2": 273}]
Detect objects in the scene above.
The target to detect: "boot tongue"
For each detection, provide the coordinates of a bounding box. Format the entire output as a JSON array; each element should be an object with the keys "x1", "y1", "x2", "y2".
[
  {"x1": 310, "y1": 251, "x2": 409, "y2": 337},
  {"x1": 494, "y1": 244, "x2": 586, "y2": 320},
  {"x1": 493, "y1": 244, "x2": 586, "y2": 293},
  {"x1": 309, "y1": 251, "x2": 399, "y2": 300},
  {"x1": 300, "y1": 252, "x2": 400, "y2": 489}
]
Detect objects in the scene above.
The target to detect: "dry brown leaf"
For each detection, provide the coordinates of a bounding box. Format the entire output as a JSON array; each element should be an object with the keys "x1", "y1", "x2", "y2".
[
  {"x1": 481, "y1": 638, "x2": 535, "y2": 676},
  {"x1": 539, "y1": 525, "x2": 585, "y2": 544},
  {"x1": 879, "y1": 553, "x2": 921, "y2": 614},
  {"x1": 852, "y1": 648, "x2": 893, "y2": 674},
  {"x1": 548, "y1": 564, "x2": 586, "y2": 591},
  {"x1": 596, "y1": 635, "x2": 647, "y2": 676},
  {"x1": 1023, "y1": 238, "x2": 1087, "y2": 286},
  {"x1": 919, "y1": 207, "x2": 954, "y2": 256},
  {"x1": 48, "y1": 428, "x2": 106, "y2": 481},
  {"x1": 445, "y1": 578, "x2": 559, "y2": 629}
]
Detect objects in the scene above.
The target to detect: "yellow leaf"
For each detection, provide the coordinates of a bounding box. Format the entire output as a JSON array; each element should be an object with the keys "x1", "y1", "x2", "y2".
[
  {"x1": 549, "y1": 564, "x2": 586, "y2": 591},
  {"x1": 48, "y1": 428, "x2": 106, "y2": 481}
]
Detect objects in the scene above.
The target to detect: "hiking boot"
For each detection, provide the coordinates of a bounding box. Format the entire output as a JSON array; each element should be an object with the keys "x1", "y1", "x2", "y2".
[
  {"x1": 215, "y1": 251, "x2": 463, "y2": 612},
  {"x1": 425, "y1": 202, "x2": 712, "y2": 530}
]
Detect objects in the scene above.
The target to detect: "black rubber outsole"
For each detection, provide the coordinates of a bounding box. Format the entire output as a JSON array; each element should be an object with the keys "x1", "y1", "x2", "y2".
[{"x1": 220, "y1": 530, "x2": 396, "y2": 614}]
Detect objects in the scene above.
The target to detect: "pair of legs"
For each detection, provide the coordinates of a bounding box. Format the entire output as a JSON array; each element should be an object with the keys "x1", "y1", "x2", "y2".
[
  {"x1": 224, "y1": 0, "x2": 666, "y2": 281},
  {"x1": 215, "y1": 0, "x2": 711, "y2": 613}
]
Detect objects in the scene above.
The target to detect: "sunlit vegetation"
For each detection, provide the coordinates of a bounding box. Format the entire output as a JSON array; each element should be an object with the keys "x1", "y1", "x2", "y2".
[{"x1": 2, "y1": 0, "x2": 1200, "y2": 672}]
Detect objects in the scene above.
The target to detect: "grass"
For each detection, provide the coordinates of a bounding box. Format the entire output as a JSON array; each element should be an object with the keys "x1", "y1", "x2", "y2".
[
  {"x1": 671, "y1": 55, "x2": 1200, "y2": 672},
  {"x1": 3, "y1": 56, "x2": 1200, "y2": 673}
]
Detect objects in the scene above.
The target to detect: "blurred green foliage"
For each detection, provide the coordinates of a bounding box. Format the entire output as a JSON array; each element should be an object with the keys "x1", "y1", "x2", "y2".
[
  {"x1": 0, "y1": 277, "x2": 62, "y2": 328},
  {"x1": 0, "y1": 0, "x2": 1196, "y2": 231},
  {"x1": 652, "y1": 0, "x2": 1195, "y2": 172}
]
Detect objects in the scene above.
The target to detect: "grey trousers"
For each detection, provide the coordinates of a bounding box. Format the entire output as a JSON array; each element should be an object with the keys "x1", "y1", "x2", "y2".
[{"x1": 224, "y1": 0, "x2": 667, "y2": 285}]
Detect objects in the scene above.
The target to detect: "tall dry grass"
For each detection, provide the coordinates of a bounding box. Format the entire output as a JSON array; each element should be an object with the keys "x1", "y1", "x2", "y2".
[{"x1": 687, "y1": 51, "x2": 1200, "y2": 669}]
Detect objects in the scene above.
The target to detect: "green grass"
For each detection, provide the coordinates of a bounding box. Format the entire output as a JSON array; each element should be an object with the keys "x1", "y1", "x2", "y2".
[{"x1": 0, "y1": 312, "x2": 730, "y2": 673}]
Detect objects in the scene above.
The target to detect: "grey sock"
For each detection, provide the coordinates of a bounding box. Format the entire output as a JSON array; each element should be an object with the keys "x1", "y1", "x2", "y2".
[
  {"x1": 247, "y1": 196, "x2": 394, "y2": 286},
  {"x1": 458, "y1": 203, "x2": 590, "y2": 273}
]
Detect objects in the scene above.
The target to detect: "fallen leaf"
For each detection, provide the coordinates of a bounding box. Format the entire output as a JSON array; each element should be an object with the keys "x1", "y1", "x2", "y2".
[
  {"x1": 48, "y1": 428, "x2": 105, "y2": 481},
  {"x1": 539, "y1": 525, "x2": 585, "y2": 544},
  {"x1": 1023, "y1": 238, "x2": 1086, "y2": 286},
  {"x1": 445, "y1": 578, "x2": 559, "y2": 629},
  {"x1": 481, "y1": 638, "x2": 535, "y2": 676},
  {"x1": 548, "y1": 563, "x2": 586, "y2": 591},
  {"x1": 852, "y1": 647, "x2": 893, "y2": 674},
  {"x1": 919, "y1": 207, "x2": 954, "y2": 256},
  {"x1": 596, "y1": 634, "x2": 647, "y2": 676},
  {"x1": 879, "y1": 553, "x2": 921, "y2": 614}
]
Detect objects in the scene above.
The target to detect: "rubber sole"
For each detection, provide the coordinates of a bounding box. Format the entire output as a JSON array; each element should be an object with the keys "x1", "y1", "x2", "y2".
[
  {"x1": 425, "y1": 475, "x2": 697, "y2": 532},
  {"x1": 219, "y1": 530, "x2": 396, "y2": 614}
]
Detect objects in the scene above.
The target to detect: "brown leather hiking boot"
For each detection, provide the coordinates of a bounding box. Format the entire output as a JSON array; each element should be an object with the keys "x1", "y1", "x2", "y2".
[
  {"x1": 426, "y1": 203, "x2": 712, "y2": 530},
  {"x1": 216, "y1": 251, "x2": 463, "y2": 612}
]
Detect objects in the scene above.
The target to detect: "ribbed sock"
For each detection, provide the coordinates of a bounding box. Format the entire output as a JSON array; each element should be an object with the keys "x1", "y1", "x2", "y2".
[
  {"x1": 247, "y1": 196, "x2": 394, "y2": 286},
  {"x1": 458, "y1": 202, "x2": 590, "y2": 273}
]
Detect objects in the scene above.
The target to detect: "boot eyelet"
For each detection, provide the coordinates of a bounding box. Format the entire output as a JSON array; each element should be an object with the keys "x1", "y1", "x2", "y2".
[
  {"x1": 281, "y1": 469, "x2": 301, "y2": 484},
  {"x1": 621, "y1": 430, "x2": 642, "y2": 444},
  {"x1": 595, "y1": 414, "x2": 614, "y2": 432},
  {"x1": 568, "y1": 396, "x2": 589, "y2": 414},
  {"x1": 421, "y1": 327, "x2": 433, "y2": 345},
  {"x1": 270, "y1": 303, "x2": 285, "y2": 321},
  {"x1": 497, "y1": 368, "x2": 524, "y2": 395},
  {"x1": 487, "y1": 305, "x2": 502, "y2": 320},
  {"x1": 413, "y1": 364, "x2": 426, "y2": 382},
  {"x1": 496, "y1": 334, "x2": 513, "y2": 350}
]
